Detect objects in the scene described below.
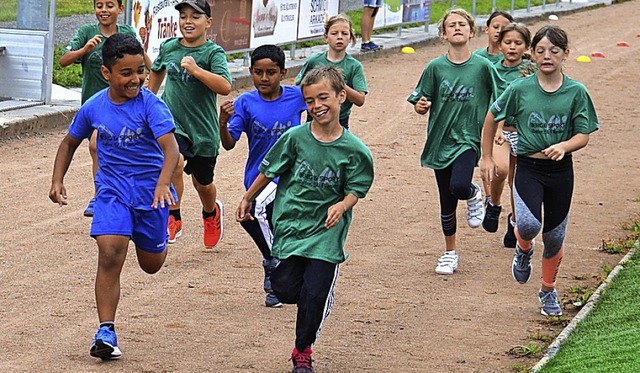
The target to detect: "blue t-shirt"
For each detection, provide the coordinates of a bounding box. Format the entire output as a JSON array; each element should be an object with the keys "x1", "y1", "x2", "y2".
[
  {"x1": 68, "y1": 87, "x2": 176, "y2": 210},
  {"x1": 227, "y1": 85, "x2": 307, "y2": 190}
]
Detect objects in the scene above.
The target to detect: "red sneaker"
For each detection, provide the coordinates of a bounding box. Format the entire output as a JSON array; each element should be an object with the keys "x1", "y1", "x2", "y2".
[
  {"x1": 168, "y1": 215, "x2": 183, "y2": 244},
  {"x1": 290, "y1": 347, "x2": 313, "y2": 373},
  {"x1": 203, "y1": 199, "x2": 224, "y2": 248}
]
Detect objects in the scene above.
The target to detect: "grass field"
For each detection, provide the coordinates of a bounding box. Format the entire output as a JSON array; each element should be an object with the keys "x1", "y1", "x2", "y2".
[
  {"x1": 0, "y1": 0, "x2": 93, "y2": 22},
  {"x1": 539, "y1": 243, "x2": 640, "y2": 372}
]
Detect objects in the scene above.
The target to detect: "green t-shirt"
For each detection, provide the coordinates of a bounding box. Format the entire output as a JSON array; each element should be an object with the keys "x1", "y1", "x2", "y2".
[
  {"x1": 490, "y1": 73, "x2": 599, "y2": 156},
  {"x1": 295, "y1": 52, "x2": 368, "y2": 121},
  {"x1": 152, "y1": 38, "x2": 232, "y2": 157},
  {"x1": 473, "y1": 47, "x2": 502, "y2": 64},
  {"x1": 64, "y1": 23, "x2": 136, "y2": 104},
  {"x1": 494, "y1": 59, "x2": 537, "y2": 127},
  {"x1": 407, "y1": 54, "x2": 506, "y2": 169},
  {"x1": 259, "y1": 124, "x2": 374, "y2": 264}
]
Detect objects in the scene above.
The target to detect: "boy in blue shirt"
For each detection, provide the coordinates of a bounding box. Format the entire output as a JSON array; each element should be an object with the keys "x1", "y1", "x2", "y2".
[
  {"x1": 219, "y1": 44, "x2": 307, "y2": 308},
  {"x1": 49, "y1": 33, "x2": 179, "y2": 360}
]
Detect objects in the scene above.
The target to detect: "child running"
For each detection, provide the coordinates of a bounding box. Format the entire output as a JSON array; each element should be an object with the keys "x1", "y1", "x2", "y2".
[
  {"x1": 59, "y1": 0, "x2": 149, "y2": 217},
  {"x1": 148, "y1": 0, "x2": 232, "y2": 249},
  {"x1": 295, "y1": 14, "x2": 367, "y2": 130},
  {"x1": 481, "y1": 23, "x2": 536, "y2": 247},
  {"x1": 219, "y1": 44, "x2": 307, "y2": 308},
  {"x1": 407, "y1": 8, "x2": 506, "y2": 275},
  {"x1": 49, "y1": 33, "x2": 179, "y2": 360},
  {"x1": 473, "y1": 10, "x2": 514, "y2": 64},
  {"x1": 236, "y1": 66, "x2": 374, "y2": 373},
  {"x1": 481, "y1": 25, "x2": 599, "y2": 316}
]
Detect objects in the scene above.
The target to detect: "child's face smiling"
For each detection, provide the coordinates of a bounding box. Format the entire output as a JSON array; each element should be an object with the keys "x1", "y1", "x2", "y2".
[
  {"x1": 179, "y1": 6, "x2": 212, "y2": 45},
  {"x1": 303, "y1": 79, "x2": 346, "y2": 127},
  {"x1": 94, "y1": 1, "x2": 123, "y2": 27},
  {"x1": 250, "y1": 58, "x2": 285, "y2": 101},
  {"x1": 103, "y1": 53, "x2": 146, "y2": 104}
]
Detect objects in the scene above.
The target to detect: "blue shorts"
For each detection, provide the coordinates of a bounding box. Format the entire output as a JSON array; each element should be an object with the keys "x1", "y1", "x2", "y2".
[
  {"x1": 90, "y1": 190, "x2": 169, "y2": 253},
  {"x1": 364, "y1": 0, "x2": 383, "y2": 7}
]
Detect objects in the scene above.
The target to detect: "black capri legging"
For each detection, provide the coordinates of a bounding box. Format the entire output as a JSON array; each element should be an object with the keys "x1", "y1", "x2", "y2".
[{"x1": 433, "y1": 149, "x2": 478, "y2": 237}]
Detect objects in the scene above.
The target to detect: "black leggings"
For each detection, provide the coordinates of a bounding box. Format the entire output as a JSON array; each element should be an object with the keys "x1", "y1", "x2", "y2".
[
  {"x1": 513, "y1": 155, "x2": 573, "y2": 258},
  {"x1": 433, "y1": 149, "x2": 478, "y2": 236},
  {"x1": 271, "y1": 256, "x2": 339, "y2": 351}
]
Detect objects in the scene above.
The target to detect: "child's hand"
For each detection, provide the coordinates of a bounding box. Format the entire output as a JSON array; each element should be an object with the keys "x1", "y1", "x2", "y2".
[
  {"x1": 236, "y1": 197, "x2": 254, "y2": 222},
  {"x1": 219, "y1": 100, "x2": 234, "y2": 124},
  {"x1": 84, "y1": 35, "x2": 103, "y2": 53},
  {"x1": 325, "y1": 202, "x2": 347, "y2": 229},
  {"x1": 152, "y1": 184, "x2": 175, "y2": 209},
  {"x1": 541, "y1": 144, "x2": 567, "y2": 161},
  {"x1": 180, "y1": 56, "x2": 199, "y2": 75},
  {"x1": 494, "y1": 131, "x2": 506, "y2": 146},
  {"x1": 49, "y1": 182, "x2": 68, "y2": 206},
  {"x1": 414, "y1": 97, "x2": 431, "y2": 115}
]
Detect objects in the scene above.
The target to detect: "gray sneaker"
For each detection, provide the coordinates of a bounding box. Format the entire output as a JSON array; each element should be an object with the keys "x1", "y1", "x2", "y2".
[
  {"x1": 512, "y1": 242, "x2": 534, "y2": 284},
  {"x1": 539, "y1": 289, "x2": 563, "y2": 316}
]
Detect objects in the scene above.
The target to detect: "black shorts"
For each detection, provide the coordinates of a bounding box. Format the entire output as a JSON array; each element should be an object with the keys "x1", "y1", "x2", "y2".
[{"x1": 175, "y1": 133, "x2": 217, "y2": 186}]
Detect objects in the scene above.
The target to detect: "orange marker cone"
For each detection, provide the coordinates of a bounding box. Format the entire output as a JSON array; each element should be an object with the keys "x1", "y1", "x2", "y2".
[
  {"x1": 617, "y1": 41, "x2": 630, "y2": 47},
  {"x1": 591, "y1": 51, "x2": 605, "y2": 58}
]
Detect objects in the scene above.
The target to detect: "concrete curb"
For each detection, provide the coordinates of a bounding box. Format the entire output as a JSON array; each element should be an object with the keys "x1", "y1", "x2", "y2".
[
  {"x1": 0, "y1": 103, "x2": 78, "y2": 139},
  {"x1": 530, "y1": 241, "x2": 639, "y2": 372}
]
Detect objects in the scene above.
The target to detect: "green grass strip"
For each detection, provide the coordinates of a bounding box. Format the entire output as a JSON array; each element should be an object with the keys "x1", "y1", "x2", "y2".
[{"x1": 540, "y1": 247, "x2": 640, "y2": 372}]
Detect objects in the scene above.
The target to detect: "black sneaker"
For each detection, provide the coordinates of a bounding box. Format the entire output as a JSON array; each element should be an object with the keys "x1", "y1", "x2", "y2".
[
  {"x1": 482, "y1": 202, "x2": 502, "y2": 233},
  {"x1": 503, "y1": 213, "x2": 517, "y2": 248}
]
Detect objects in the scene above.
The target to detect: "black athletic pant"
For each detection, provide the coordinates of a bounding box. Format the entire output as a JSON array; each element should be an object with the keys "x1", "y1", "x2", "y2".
[
  {"x1": 271, "y1": 256, "x2": 339, "y2": 351},
  {"x1": 433, "y1": 149, "x2": 477, "y2": 236}
]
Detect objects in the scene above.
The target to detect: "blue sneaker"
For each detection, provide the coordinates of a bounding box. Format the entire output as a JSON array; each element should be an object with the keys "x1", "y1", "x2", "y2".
[
  {"x1": 512, "y1": 242, "x2": 534, "y2": 284},
  {"x1": 265, "y1": 293, "x2": 283, "y2": 308},
  {"x1": 84, "y1": 198, "x2": 96, "y2": 217},
  {"x1": 262, "y1": 257, "x2": 279, "y2": 293},
  {"x1": 539, "y1": 289, "x2": 563, "y2": 316},
  {"x1": 90, "y1": 326, "x2": 122, "y2": 360},
  {"x1": 360, "y1": 41, "x2": 383, "y2": 52}
]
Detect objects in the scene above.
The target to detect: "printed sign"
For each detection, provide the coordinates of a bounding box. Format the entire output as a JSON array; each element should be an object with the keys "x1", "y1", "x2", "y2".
[
  {"x1": 297, "y1": 0, "x2": 340, "y2": 40},
  {"x1": 250, "y1": 0, "x2": 300, "y2": 48},
  {"x1": 402, "y1": 0, "x2": 430, "y2": 23}
]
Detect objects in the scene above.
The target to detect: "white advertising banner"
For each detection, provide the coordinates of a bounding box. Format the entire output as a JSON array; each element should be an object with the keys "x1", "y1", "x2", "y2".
[
  {"x1": 373, "y1": 0, "x2": 403, "y2": 28},
  {"x1": 249, "y1": 0, "x2": 300, "y2": 48},
  {"x1": 297, "y1": 0, "x2": 340, "y2": 40},
  {"x1": 131, "y1": 0, "x2": 181, "y2": 62}
]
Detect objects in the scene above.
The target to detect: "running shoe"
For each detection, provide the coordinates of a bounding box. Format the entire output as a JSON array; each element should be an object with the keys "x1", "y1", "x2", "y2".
[
  {"x1": 360, "y1": 41, "x2": 383, "y2": 52},
  {"x1": 539, "y1": 289, "x2": 563, "y2": 316},
  {"x1": 512, "y1": 242, "x2": 534, "y2": 284},
  {"x1": 503, "y1": 214, "x2": 517, "y2": 248},
  {"x1": 84, "y1": 197, "x2": 96, "y2": 217},
  {"x1": 265, "y1": 293, "x2": 283, "y2": 308},
  {"x1": 290, "y1": 346, "x2": 314, "y2": 373},
  {"x1": 466, "y1": 183, "x2": 485, "y2": 228},
  {"x1": 482, "y1": 202, "x2": 502, "y2": 233},
  {"x1": 90, "y1": 326, "x2": 121, "y2": 360},
  {"x1": 168, "y1": 215, "x2": 183, "y2": 244},
  {"x1": 203, "y1": 199, "x2": 224, "y2": 248}
]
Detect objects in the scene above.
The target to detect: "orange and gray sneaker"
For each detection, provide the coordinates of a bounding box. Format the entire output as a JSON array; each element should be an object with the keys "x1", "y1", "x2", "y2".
[
  {"x1": 203, "y1": 199, "x2": 224, "y2": 249},
  {"x1": 167, "y1": 215, "x2": 183, "y2": 244}
]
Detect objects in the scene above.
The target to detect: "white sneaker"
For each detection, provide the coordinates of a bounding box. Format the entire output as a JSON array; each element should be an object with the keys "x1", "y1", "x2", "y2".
[
  {"x1": 466, "y1": 183, "x2": 485, "y2": 228},
  {"x1": 435, "y1": 251, "x2": 459, "y2": 275}
]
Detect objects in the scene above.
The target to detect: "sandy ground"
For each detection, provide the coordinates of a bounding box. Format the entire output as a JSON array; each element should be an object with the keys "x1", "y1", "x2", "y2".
[{"x1": 1, "y1": 1, "x2": 639, "y2": 372}]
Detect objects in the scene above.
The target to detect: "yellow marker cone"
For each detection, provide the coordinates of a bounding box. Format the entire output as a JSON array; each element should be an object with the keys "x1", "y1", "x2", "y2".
[
  {"x1": 401, "y1": 46, "x2": 415, "y2": 54},
  {"x1": 576, "y1": 55, "x2": 592, "y2": 63}
]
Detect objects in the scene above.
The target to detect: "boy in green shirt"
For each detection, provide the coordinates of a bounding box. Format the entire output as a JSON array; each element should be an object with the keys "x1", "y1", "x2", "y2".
[
  {"x1": 148, "y1": 0, "x2": 232, "y2": 249},
  {"x1": 237, "y1": 66, "x2": 374, "y2": 373}
]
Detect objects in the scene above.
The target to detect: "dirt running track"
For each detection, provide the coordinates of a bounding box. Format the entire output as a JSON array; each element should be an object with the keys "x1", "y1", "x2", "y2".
[{"x1": 1, "y1": 2, "x2": 639, "y2": 372}]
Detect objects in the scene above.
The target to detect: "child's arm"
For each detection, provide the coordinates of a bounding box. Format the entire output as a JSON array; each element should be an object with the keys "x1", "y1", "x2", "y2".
[
  {"x1": 237, "y1": 173, "x2": 273, "y2": 222},
  {"x1": 181, "y1": 56, "x2": 232, "y2": 95},
  {"x1": 143, "y1": 52, "x2": 153, "y2": 71},
  {"x1": 325, "y1": 193, "x2": 359, "y2": 229},
  {"x1": 147, "y1": 69, "x2": 166, "y2": 94},
  {"x1": 152, "y1": 132, "x2": 180, "y2": 209},
  {"x1": 344, "y1": 86, "x2": 365, "y2": 107},
  {"x1": 219, "y1": 100, "x2": 237, "y2": 150},
  {"x1": 49, "y1": 134, "x2": 83, "y2": 205},
  {"x1": 414, "y1": 96, "x2": 431, "y2": 115},
  {"x1": 480, "y1": 111, "x2": 500, "y2": 184},
  {"x1": 58, "y1": 35, "x2": 102, "y2": 67}
]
